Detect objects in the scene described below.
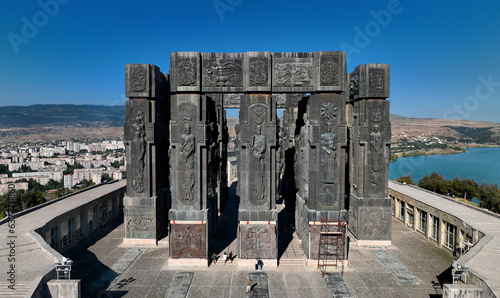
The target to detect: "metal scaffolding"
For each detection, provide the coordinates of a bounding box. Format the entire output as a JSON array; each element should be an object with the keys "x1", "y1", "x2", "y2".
[{"x1": 317, "y1": 210, "x2": 348, "y2": 277}]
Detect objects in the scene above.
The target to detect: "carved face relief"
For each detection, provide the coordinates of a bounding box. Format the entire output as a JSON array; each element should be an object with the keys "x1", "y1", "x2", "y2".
[
  {"x1": 204, "y1": 61, "x2": 243, "y2": 87},
  {"x1": 131, "y1": 68, "x2": 147, "y2": 92},
  {"x1": 371, "y1": 110, "x2": 382, "y2": 123},
  {"x1": 178, "y1": 60, "x2": 197, "y2": 86},
  {"x1": 349, "y1": 70, "x2": 359, "y2": 99},
  {"x1": 369, "y1": 69, "x2": 384, "y2": 92},
  {"x1": 249, "y1": 59, "x2": 268, "y2": 86},
  {"x1": 320, "y1": 57, "x2": 339, "y2": 86}
]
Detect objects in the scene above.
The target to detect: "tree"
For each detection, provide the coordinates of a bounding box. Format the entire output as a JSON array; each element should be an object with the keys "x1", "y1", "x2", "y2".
[
  {"x1": 396, "y1": 175, "x2": 416, "y2": 185},
  {"x1": 101, "y1": 173, "x2": 113, "y2": 183},
  {"x1": 478, "y1": 183, "x2": 500, "y2": 213},
  {"x1": 63, "y1": 163, "x2": 84, "y2": 175}
]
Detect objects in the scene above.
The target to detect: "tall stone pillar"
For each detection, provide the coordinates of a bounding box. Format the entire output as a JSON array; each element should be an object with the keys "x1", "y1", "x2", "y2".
[
  {"x1": 167, "y1": 52, "x2": 219, "y2": 264},
  {"x1": 168, "y1": 93, "x2": 213, "y2": 264},
  {"x1": 238, "y1": 93, "x2": 279, "y2": 267},
  {"x1": 348, "y1": 63, "x2": 392, "y2": 245},
  {"x1": 124, "y1": 63, "x2": 168, "y2": 245}
]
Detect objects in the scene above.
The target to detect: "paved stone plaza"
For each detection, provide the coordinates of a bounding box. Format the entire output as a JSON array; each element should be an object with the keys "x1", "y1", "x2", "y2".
[{"x1": 66, "y1": 212, "x2": 454, "y2": 298}]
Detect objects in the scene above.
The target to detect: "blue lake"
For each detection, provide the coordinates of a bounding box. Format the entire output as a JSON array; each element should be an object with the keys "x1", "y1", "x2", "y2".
[{"x1": 389, "y1": 147, "x2": 500, "y2": 186}]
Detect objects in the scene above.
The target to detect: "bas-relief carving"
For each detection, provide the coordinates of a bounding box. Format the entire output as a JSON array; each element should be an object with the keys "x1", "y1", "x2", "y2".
[
  {"x1": 178, "y1": 60, "x2": 197, "y2": 86},
  {"x1": 127, "y1": 217, "x2": 154, "y2": 232},
  {"x1": 274, "y1": 62, "x2": 313, "y2": 87},
  {"x1": 225, "y1": 93, "x2": 242, "y2": 106},
  {"x1": 368, "y1": 109, "x2": 385, "y2": 194},
  {"x1": 180, "y1": 123, "x2": 196, "y2": 204},
  {"x1": 360, "y1": 209, "x2": 389, "y2": 239},
  {"x1": 349, "y1": 69, "x2": 359, "y2": 99},
  {"x1": 249, "y1": 58, "x2": 268, "y2": 86},
  {"x1": 131, "y1": 110, "x2": 147, "y2": 193},
  {"x1": 250, "y1": 124, "x2": 266, "y2": 203},
  {"x1": 369, "y1": 69, "x2": 384, "y2": 93},
  {"x1": 131, "y1": 67, "x2": 147, "y2": 92},
  {"x1": 171, "y1": 224, "x2": 205, "y2": 258},
  {"x1": 235, "y1": 124, "x2": 241, "y2": 196},
  {"x1": 274, "y1": 94, "x2": 287, "y2": 106},
  {"x1": 320, "y1": 56, "x2": 339, "y2": 86},
  {"x1": 240, "y1": 225, "x2": 276, "y2": 259},
  {"x1": 289, "y1": 93, "x2": 303, "y2": 107},
  {"x1": 320, "y1": 132, "x2": 337, "y2": 184},
  {"x1": 204, "y1": 61, "x2": 243, "y2": 87},
  {"x1": 295, "y1": 112, "x2": 309, "y2": 201}
]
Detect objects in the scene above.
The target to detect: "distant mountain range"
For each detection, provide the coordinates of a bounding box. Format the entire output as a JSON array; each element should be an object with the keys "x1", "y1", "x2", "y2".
[
  {"x1": 0, "y1": 104, "x2": 125, "y2": 128},
  {"x1": 0, "y1": 105, "x2": 499, "y2": 145}
]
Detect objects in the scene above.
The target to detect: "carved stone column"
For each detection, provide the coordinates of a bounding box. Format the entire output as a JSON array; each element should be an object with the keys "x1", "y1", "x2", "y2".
[
  {"x1": 292, "y1": 51, "x2": 349, "y2": 261},
  {"x1": 238, "y1": 94, "x2": 278, "y2": 266},
  {"x1": 168, "y1": 93, "x2": 212, "y2": 264},
  {"x1": 168, "y1": 52, "x2": 217, "y2": 264},
  {"x1": 348, "y1": 63, "x2": 392, "y2": 245},
  {"x1": 124, "y1": 63, "x2": 168, "y2": 245}
]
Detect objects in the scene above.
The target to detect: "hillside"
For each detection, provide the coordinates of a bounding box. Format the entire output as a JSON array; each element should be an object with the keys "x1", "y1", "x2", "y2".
[
  {"x1": 390, "y1": 114, "x2": 500, "y2": 145},
  {"x1": 0, "y1": 105, "x2": 499, "y2": 148},
  {"x1": 0, "y1": 104, "x2": 125, "y2": 128}
]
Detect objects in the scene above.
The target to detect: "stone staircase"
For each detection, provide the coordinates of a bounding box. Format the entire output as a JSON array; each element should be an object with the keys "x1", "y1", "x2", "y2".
[
  {"x1": 211, "y1": 238, "x2": 238, "y2": 266},
  {"x1": 278, "y1": 233, "x2": 307, "y2": 267}
]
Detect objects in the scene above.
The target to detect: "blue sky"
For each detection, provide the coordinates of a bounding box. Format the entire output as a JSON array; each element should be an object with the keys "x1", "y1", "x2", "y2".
[{"x1": 1, "y1": 0, "x2": 499, "y2": 122}]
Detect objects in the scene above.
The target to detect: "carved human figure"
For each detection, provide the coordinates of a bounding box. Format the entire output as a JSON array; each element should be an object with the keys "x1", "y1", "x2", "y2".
[
  {"x1": 131, "y1": 110, "x2": 146, "y2": 193},
  {"x1": 251, "y1": 125, "x2": 266, "y2": 174},
  {"x1": 370, "y1": 125, "x2": 382, "y2": 153},
  {"x1": 320, "y1": 130, "x2": 337, "y2": 183},
  {"x1": 180, "y1": 123, "x2": 195, "y2": 169}
]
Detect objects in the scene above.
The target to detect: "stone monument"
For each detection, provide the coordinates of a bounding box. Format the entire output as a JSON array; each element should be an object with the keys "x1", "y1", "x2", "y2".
[
  {"x1": 123, "y1": 51, "x2": 392, "y2": 265},
  {"x1": 123, "y1": 63, "x2": 169, "y2": 245},
  {"x1": 348, "y1": 63, "x2": 392, "y2": 245}
]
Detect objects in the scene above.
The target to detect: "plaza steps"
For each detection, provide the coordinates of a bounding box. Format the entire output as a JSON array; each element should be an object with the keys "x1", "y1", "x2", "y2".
[{"x1": 0, "y1": 283, "x2": 31, "y2": 298}]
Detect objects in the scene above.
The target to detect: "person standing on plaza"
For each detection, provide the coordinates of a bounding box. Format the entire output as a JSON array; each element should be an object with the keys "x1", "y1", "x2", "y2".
[
  {"x1": 223, "y1": 252, "x2": 228, "y2": 264},
  {"x1": 246, "y1": 279, "x2": 252, "y2": 294},
  {"x1": 211, "y1": 252, "x2": 218, "y2": 264},
  {"x1": 228, "y1": 251, "x2": 233, "y2": 263}
]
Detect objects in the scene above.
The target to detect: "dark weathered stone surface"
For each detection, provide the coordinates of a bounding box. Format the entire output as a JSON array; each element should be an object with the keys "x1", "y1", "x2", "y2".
[
  {"x1": 314, "y1": 51, "x2": 347, "y2": 92},
  {"x1": 124, "y1": 64, "x2": 168, "y2": 241},
  {"x1": 202, "y1": 53, "x2": 244, "y2": 93},
  {"x1": 167, "y1": 272, "x2": 194, "y2": 298},
  {"x1": 347, "y1": 69, "x2": 391, "y2": 241},
  {"x1": 323, "y1": 273, "x2": 352, "y2": 298},
  {"x1": 240, "y1": 224, "x2": 276, "y2": 259},
  {"x1": 170, "y1": 52, "x2": 201, "y2": 93},
  {"x1": 272, "y1": 52, "x2": 315, "y2": 93},
  {"x1": 170, "y1": 224, "x2": 206, "y2": 258},
  {"x1": 245, "y1": 51, "x2": 272, "y2": 92},
  {"x1": 349, "y1": 64, "x2": 390, "y2": 101},
  {"x1": 372, "y1": 250, "x2": 419, "y2": 284},
  {"x1": 248, "y1": 272, "x2": 270, "y2": 298}
]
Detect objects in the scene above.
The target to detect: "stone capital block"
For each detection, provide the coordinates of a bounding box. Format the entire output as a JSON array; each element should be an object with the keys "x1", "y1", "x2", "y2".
[
  {"x1": 272, "y1": 93, "x2": 305, "y2": 109},
  {"x1": 239, "y1": 223, "x2": 276, "y2": 259},
  {"x1": 272, "y1": 52, "x2": 315, "y2": 93},
  {"x1": 348, "y1": 195, "x2": 391, "y2": 241},
  {"x1": 314, "y1": 51, "x2": 347, "y2": 92},
  {"x1": 349, "y1": 63, "x2": 390, "y2": 101},
  {"x1": 124, "y1": 196, "x2": 159, "y2": 239},
  {"x1": 244, "y1": 51, "x2": 272, "y2": 92},
  {"x1": 126, "y1": 63, "x2": 167, "y2": 99},
  {"x1": 202, "y1": 52, "x2": 244, "y2": 93},
  {"x1": 170, "y1": 52, "x2": 201, "y2": 93}
]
